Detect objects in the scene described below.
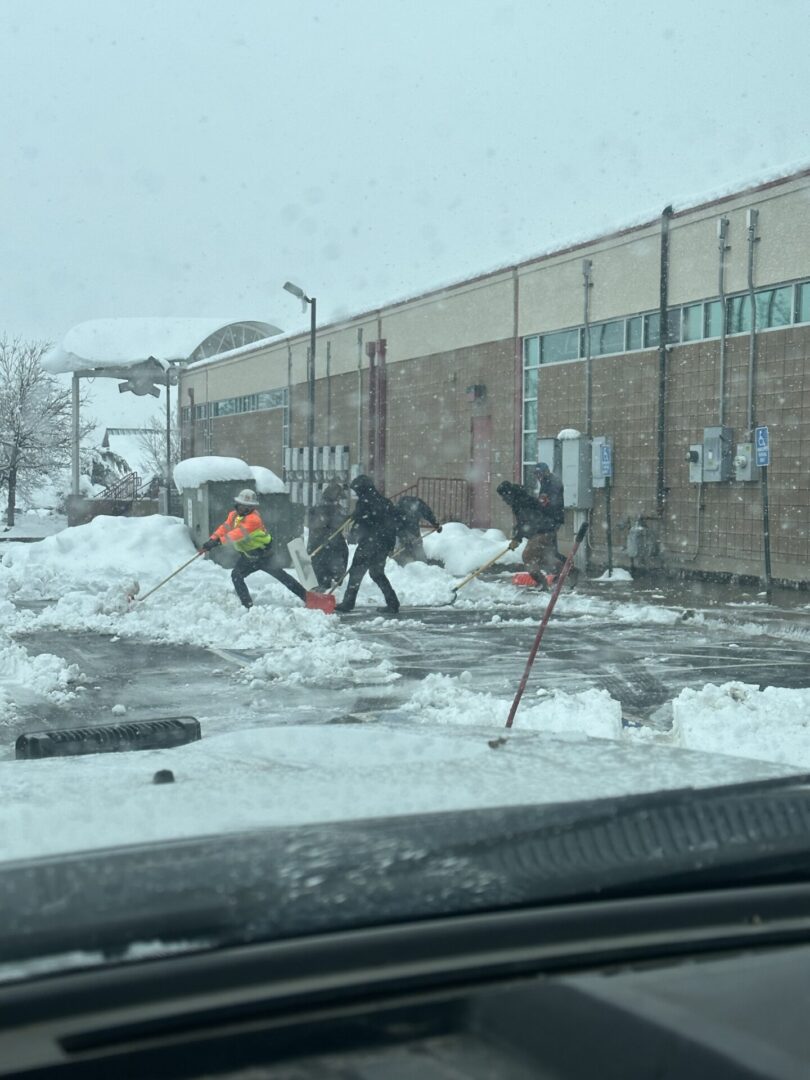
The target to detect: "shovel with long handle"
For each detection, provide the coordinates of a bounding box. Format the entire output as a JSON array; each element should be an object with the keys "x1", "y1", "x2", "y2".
[
  {"x1": 390, "y1": 523, "x2": 441, "y2": 562},
  {"x1": 130, "y1": 550, "x2": 204, "y2": 605},
  {"x1": 448, "y1": 543, "x2": 514, "y2": 605},
  {"x1": 307, "y1": 516, "x2": 353, "y2": 559},
  {"x1": 504, "y1": 523, "x2": 588, "y2": 729}
]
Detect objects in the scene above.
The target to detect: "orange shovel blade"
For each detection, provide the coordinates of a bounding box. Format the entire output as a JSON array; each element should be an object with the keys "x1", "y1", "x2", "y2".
[{"x1": 306, "y1": 591, "x2": 337, "y2": 614}]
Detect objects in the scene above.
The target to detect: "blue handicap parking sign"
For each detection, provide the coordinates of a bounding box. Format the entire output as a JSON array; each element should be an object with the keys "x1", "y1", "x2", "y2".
[
  {"x1": 755, "y1": 426, "x2": 770, "y2": 467},
  {"x1": 600, "y1": 442, "x2": 613, "y2": 478}
]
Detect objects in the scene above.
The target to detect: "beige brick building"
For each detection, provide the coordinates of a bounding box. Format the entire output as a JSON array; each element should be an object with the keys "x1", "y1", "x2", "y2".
[{"x1": 179, "y1": 168, "x2": 810, "y2": 584}]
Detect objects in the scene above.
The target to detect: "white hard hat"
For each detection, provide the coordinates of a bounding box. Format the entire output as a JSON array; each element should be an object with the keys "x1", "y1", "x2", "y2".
[{"x1": 234, "y1": 488, "x2": 259, "y2": 506}]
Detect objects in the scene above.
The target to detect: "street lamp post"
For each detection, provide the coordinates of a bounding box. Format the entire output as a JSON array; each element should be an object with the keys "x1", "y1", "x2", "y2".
[{"x1": 283, "y1": 281, "x2": 316, "y2": 504}]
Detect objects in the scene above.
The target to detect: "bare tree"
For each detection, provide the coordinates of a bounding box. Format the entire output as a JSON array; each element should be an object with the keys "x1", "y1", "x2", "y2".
[
  {"x1": 0, "y1": 337, "x2": 89, "y2": 527},
  {"x1": 135, "y1": 406, "x2": 180, "y2": 484}
]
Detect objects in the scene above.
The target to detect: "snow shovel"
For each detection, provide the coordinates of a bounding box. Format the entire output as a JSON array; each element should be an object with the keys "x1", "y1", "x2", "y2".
[
  {"x1": 504, "y1": 523, "x2": 588, "y2": 730},
  {"x1": 448, "y1": 544, "x2": 513, "y2": 605},
  {"x1": 287, "y1": 537, "x2": 319, "y2": 591},
  {"x1": 129, "y1": 550, "x2": 204, "y2": 605}
]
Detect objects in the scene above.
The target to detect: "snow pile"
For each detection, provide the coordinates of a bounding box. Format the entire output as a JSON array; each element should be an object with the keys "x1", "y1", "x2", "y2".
[
  {"x1": 0, "y1": 630, "x2": 82, "y2": 718},
  {"x1": 671, "y1": 682, "x2": 810, "y2": 768},
  {"x1": 0, "y1": 515, "x2": 196, "y2": 602},
  {"x1": 403, "y1": 672, "x2": 623, "y2": 740},
  {"x1": 173, "y1": 456, "x2": 253, "y2": 492},
  {"x1": 595, "y1": 568, "x2": 633, "y2": 583},
  {"x1": 249, "y1": 465, "x2": 286, "y2": 494},
  {"x1": 422, "y1": 522, "x2": 522, "y2": 576}
]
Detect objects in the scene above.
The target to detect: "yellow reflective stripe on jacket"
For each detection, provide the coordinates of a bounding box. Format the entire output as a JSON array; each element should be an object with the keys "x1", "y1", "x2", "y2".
[{"x1": 219, "y1": 510, "x2": 272, "y2": 553}]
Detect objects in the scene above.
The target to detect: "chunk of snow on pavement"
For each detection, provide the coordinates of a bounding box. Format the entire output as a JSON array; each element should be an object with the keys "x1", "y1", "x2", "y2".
[
  {"x1": 403, "y1": 672, "x2": 623, "y2": 741},
  {"x1": 671, "y1": 681, "x2": 810, "y2": 767},
  {"x1": 173, "y1": 456, "x2": 253, "y2": 492},
  {"x1": 0, "y1": 633, "x2": 82, "y2": 713},
  {"x1": 595, "y1": 568, "x2": 633, "y2": 582}
]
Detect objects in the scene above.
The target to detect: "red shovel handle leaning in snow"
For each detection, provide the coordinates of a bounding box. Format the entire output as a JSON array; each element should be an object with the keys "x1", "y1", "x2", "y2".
[{"x1": 505, "y1": 523, "x2": 588, "y2": 729}]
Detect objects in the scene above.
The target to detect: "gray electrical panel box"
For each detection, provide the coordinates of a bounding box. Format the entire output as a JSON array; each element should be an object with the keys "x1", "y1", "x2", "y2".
[
  {"x1": 536, "y1": 437, "x2": 562, "y2": 477},
  {"x1": 734, "y1": 442, "x2": 754, "y2": 482},
  {"x1": 561, "y1": 436, "x2": 593, "y2": 509},
  {"x1": 687, "y1": 444, "x2": 703, "y2": 483},
  {"x1": 702, "y1": 426, "x2": 733, "y2": 482},
  {"x1": 591, "y1": 436, "x2": 613, "y2": 490}
]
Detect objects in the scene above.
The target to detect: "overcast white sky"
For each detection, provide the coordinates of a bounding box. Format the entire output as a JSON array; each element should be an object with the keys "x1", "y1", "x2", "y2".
[{"x1": 1, "y1": 0, "x2": 808, "y2": 433}]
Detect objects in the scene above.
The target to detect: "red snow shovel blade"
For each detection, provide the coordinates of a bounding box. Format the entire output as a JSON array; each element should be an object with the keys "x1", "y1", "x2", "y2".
[
  {"x1": 306, "y1": 591, "x2": 336, "y2": 614},
  {"x1": 512, "y1": 572, "x2": 536, "y2": 587}
]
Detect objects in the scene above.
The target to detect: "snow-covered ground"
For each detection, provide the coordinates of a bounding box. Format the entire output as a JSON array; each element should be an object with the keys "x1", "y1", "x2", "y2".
[{"x1": 1, "y1": 514, "x2": 809, "y2": 863}]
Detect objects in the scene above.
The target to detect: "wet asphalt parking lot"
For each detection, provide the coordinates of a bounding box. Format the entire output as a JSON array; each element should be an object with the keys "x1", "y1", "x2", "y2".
[{"x1": 7, "y1": 574, "x2": 810, "y2": 760}]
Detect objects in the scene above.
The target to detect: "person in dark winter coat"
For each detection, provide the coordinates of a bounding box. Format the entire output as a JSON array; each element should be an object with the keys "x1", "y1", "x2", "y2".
[
  {"x1": 336, "y1": 475, "x2": 400, "y2": 613},
  {"x1": 533, "y1": 461, "x2": 567, "y2": 575},
  {"x1": 200, "y1": 488, "x2": 309, "y2": 609},
  {"x1": 496, "y1": 479, "x2": 563, "y2": 587},
  {"x1": 393, "y1": 495, "x2": 442, "y2": 565},
  {"x1": 307, "y1": 481, "x2": 349, "y2": 589}
]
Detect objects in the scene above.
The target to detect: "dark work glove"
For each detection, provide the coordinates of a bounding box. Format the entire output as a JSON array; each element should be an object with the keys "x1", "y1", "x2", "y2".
[
  {"x1": 201, "y1": 537, "x2": 221, "y2": 552},
  {"x1": 508, "y1": 537, "x2": 520, "y2": 550},
  {"x1": 435, "y1": 524, "x2": 443, "y2": 533}
]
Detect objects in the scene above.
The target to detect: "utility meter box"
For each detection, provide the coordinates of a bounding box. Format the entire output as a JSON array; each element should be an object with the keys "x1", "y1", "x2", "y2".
[
  {"x1": 734, "y1": 442, "x2": 754, "y2": 482},
  {"x1": 687, "y1": 444, "x2": 703, "y2": 483},
  {"x1": 183, "y1": 481, "x2": 304, "y2": 569},
  {"x1": 536, "y1": 437, "x2": 562, "y2": 478},
  {"x1": 561, "y1": 436, "x2": 593, "y2": 509},
  {"x1": 591, "y1": 436, "x2": 613, "y2": 490},
  {"x1": 702, "y1": 426, "x2": 733, "y2": 483}
]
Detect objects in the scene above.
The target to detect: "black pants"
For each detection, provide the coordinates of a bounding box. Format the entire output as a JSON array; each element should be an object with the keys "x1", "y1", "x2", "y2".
[
  {"x1": 231, "y1": 550, "x2": 307, "y2": 608},
  {"x1": 311, "y1": 540, "x2": 349, "y2": 589},
  {"x1": 339, "y1": 538, "x2": 398, "y2": 611}
]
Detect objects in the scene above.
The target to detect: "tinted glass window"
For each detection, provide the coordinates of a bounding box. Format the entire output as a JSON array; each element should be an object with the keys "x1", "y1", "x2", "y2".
[
  {"x1": 682, "y1": 303, "x2": 703, "y2": 341},
  {"x1": 626, "y1": 316, "x2": 642, "y2": 350},
  {"x1": 523, "y1": 336, "x2": 540, "y2": 366},
  {"x1": 593, "y1": 320, "x2": 624, "y2": 356},
  {"x1": 644, "y1": 312, "x2": 660, "y2": 347},
  {"x1": 705, "y1": 300, "x2": 723, "y2": 337},
  {"x1": 541, "y1": 328, "x2": 580, "y2": 364}
]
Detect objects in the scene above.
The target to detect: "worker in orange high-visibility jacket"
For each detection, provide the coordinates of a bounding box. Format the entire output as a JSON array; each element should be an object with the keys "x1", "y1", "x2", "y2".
[{"x1": 200, "y1": 488, "x2": 308, "y2": 610}]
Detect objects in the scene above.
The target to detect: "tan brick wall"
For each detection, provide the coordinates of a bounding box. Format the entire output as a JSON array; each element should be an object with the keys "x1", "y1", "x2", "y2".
[{"x1": 536, "y1": 325, "x2": 810, "y2": 580}]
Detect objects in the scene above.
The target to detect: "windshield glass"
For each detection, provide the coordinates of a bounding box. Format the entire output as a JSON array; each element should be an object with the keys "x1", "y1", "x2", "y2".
[{"x1": 1, "y1": 0, "x2": 810, "y2": 978}]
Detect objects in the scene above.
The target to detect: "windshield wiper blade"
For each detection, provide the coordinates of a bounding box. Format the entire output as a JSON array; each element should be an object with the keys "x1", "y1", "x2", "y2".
[{"x1": 2, "y1": 772, "x2": 810, "y2": 969}]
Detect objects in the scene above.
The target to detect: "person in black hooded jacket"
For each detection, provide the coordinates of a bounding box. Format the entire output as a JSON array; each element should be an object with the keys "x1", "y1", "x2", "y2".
[
  {"x1": 497, "y1": 480, "x2": 563, "y2": 587},
  {"x1": 336, "y1": 475, "x2": 400, "y2": 613}
]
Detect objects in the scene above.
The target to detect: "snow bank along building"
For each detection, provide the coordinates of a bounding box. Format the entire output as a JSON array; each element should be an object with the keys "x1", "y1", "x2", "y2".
[{"x1": 179, "y1": 167, "x2": 810, "y2": 584}]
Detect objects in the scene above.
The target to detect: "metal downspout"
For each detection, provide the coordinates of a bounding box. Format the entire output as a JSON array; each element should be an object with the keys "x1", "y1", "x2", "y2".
[
  {"x1": 717, "y1": 216, "x2": 730, "y2": 426},
  {"x1": 582, "y1": 259, "x2": 593, "y2": 436},
  {"x1": 356, "y1": 327, "x2": 363, "y2": 472},
  {"x1": 746, "y1": 208, "x2": 759, "y2": 436},
  {"x1": 656, "y1": 205, "x2": 673, "y2": 516}
]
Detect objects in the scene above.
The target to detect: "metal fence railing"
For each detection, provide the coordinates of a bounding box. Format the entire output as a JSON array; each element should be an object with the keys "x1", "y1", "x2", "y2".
[{"x1": 394, "y1": 477, "x2": 471, "y2": 526}]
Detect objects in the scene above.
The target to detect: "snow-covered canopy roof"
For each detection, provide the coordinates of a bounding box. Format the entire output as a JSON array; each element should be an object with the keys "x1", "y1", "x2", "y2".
[
  {"x1": 173, "y1": 456, "x2": 286, "y2": 494},
  {"x1": 42, "y1": 318, "x2": 283, "y2": 374}
]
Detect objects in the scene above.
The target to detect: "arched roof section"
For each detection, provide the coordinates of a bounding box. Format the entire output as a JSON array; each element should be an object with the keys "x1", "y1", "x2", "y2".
[{"x1": 188, "y1": 321, "x2": 282, "y2": 363}]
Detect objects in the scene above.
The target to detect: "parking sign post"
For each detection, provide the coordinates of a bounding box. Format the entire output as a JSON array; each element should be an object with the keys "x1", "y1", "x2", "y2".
[{"x1": 755, "y1": 426, "x2": 772, "y2": 598}]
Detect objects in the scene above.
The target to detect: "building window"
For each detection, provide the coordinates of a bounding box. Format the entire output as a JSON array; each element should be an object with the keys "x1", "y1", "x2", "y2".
[
  {"x1": 682, "y1": 303, "x2": 703, "y2": 342},
  {"x1": 798, "y1": 282, "x2": 810, "y2": 324},
  {"x1": 214, "y1": 398, "x2": 237, "y2": 417},
  {"x1": 541, "y1": 328, "x2": 581, "y2": 364},
  {"x1": 727, "y1": 295, "x2": 752, "y2": 334},
  {"x1": 523, "y1": 336, "x2": 540, "y2": 367},
  {"x1": 644, "y1": 312, "x2": 660, "y2": 348},
  {"x1": 257, "y1": 389, "x2": 285, "y2": 410},
  {"x1": 626, "y1": 316, "x2": 643, "y2": 351},
  {"x1": 756, "y1": 285, "x2": 792, "y2": 328},
  {"x1": 180, "y1": 406, "x2": 191, "y2": 423},
  {"x1": 704, "y1": 300, "x2": 723, "y2": 338},
  {"x1": 666, "y1": 308, "x2": 681, "y2": 344},
  {"x1": 524, "y1": 366, "x2": 538, "y2": 399},
  {"x1": 592, "y1": 319, "x2": 624, "y2": 356}
]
